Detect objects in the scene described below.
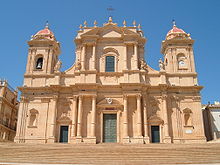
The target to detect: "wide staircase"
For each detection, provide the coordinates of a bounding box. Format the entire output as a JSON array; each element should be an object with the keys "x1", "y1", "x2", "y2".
[{"x1": 0, "y1": 142, "x2": 220, "y2": 165}]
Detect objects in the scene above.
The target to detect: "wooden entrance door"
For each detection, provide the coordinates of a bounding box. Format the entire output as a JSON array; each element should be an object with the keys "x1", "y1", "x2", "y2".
[
  {"x1": 103, "y1": 114, "x2": 117, "y2": 143},
  {"x1": 151, "y1": 126, "x2": 160, "y2": 143},
  {"x1": 59, "y1": 126, "x2": 68, "y2": 143}
]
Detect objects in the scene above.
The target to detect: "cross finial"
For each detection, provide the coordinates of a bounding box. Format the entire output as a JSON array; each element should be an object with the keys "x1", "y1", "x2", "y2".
[
  {"x1": 172, "y1": 19, "x2": 176, "y2": 27},
  {"x1": 107, "y1": 6, "x2": 115, "y2": 18},
  {"x1": 45, "y1": 21, "x2": 49, "y2": 29}
]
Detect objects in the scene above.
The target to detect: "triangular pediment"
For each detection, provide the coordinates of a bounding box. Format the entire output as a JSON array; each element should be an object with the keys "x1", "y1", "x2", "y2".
[
  {"x1": 80, "y1": 24, "x2": 138, "y2": 38},
  {"x1": 101, "y1": 30, "x2": 121, "y2": 38}
]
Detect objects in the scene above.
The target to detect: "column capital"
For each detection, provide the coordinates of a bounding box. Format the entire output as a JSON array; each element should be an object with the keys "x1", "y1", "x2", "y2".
[
  {"x1": 20, "y1": 96, "x2": 29, "y2": 103},
  {"x1": 161, "y1": 94, "x2": 167, "y2": 100},
  {"x1": 123, "y1": 94, "x2": 128, "y2": 100},
  {"x1": 136, "y1": 94, "x2": 142, "y2": 99},
  {"x1": 52, "y1": 95, "x2": 58, "y2": 101},
  {"x1": 79, "y1": 95, "x2": 83, "y2": 101},
  {"x1": 82, "y1": 43, "x2": 87, "y2": 46},
  {"x1": 72, "y1": 95, "x2": 78, "y2": 101},
  {"x1": 92, "y1": 95, "x2": 97, "y2": 99}
]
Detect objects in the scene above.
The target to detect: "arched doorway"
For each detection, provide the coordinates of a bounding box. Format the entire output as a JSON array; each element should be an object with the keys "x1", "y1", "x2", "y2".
[
  {"x1": 148, "y1": 115, "x2": 164, "y2": 143},
  {"x1": 97, "y1": 98, "x2": 123, "y2": 143},
  {"x1": 57, "y1": 114, "x2": 72, "y2": 143}
]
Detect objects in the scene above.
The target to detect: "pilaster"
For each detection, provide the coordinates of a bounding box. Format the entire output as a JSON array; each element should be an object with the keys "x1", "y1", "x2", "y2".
[
  {"x1": 143, "y1": 95, "x2": 150, "y2": 143},
  {"x1": 123, "y1": 95, "x2": 129, "y2": 143},
  {"x1": 86, "y1": 95, "x2": 97, "y2": 143},
  {"x1": 70, "y1": 95, "x2": 78, "y2": 143},
  {"x1": 81, "y1": 44, "x2": 86, "y2": 70},
  {"x1": 76, "y1": 95, "x2": 83, "y2": 143},
  {"x1": 134, "y1": 43, "x2": 138, "y2": 70},
  {"x1": 131, "y1": 94, "x2": 143, "y2": 143},
  {"x1": 162, "y1": 92, "x2": 171, "y2": 143}
]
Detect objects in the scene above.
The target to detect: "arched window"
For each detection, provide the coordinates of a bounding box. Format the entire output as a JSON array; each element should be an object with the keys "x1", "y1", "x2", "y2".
[
  {"x1": 105, "y1": 56, "x2": 115, "y2": 72},
  {"x1": 36, "y1": 57, "x2": 43, "y2": 69},
  {"x1": 29, "y1": 109, "x2": 39, "y2": 127},
  {"x1": 177, "y1": 53, "x2": 187, "y2": 69}
]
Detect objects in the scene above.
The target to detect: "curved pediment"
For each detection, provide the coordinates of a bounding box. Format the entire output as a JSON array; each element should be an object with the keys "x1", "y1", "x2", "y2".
[
  {"x1": 57, "y1": 112, "x2": 72, "y2": 124},
  {"x1": 97, "y1": 98, "x2": 122, "y2": 108},
  {"x1": 148, "y1": 115, "x2": 164, "y2": 124}
]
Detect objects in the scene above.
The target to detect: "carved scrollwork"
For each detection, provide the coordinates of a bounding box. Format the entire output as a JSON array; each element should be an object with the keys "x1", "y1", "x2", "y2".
[
  {"x1": 139, "y1": 58, "x2": 148, "y2": 71},
  {"x1": 75, "y1": 59, "x2": 82, "y2": 71}
]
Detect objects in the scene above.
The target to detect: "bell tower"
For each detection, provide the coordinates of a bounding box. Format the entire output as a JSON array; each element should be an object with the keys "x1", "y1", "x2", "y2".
[
  {"x1": 161, "y1": 23, "x2": 196, "y2": 74},
  {"x1": 25, "y1": 23, "x2": 60, "y2": 75}
]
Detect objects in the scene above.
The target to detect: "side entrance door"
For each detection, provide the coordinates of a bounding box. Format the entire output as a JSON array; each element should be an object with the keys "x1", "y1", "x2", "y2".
[
  {"x1": 151, "y1": 126, "x2": 160, "y2": 143},
  {"x1": 103, "y1": 114, "x2": 117, "y2": 143},
  {"x1": 59, "y1": 126, "x2": 69, "y2": 143}
]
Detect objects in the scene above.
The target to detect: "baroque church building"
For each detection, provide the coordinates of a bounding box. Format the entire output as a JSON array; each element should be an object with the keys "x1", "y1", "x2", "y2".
[{"x1": 15, "y1": 17, "x2": 206, "y2": 144}]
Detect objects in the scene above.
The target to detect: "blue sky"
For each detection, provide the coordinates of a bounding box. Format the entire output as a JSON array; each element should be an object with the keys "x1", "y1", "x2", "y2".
[{"x1": 0, "y1": 0, "x2": 219, "y2": 104}]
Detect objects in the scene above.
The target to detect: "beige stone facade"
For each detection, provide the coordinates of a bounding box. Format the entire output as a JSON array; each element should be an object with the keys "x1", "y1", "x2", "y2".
[
  {"x1": 203, "y1": 102, "x2": 220, "y2": 141},
  {"x1": 0, "y1": 80, "x2": 19, "y2": 141},
  {"x1": 15, "y1": 18, "x2": 206, "y2": 144}
]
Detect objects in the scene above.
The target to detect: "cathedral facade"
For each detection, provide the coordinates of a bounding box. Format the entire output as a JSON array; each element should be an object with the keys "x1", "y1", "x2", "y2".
[{"x1": 15, "y1": 18, "x2": 206, "y2": 144}]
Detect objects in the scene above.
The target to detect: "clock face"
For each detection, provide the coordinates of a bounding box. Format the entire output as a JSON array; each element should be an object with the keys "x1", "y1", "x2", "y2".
[{"x1": 179, "y1": 60, "x2": 185, "y2": 67}]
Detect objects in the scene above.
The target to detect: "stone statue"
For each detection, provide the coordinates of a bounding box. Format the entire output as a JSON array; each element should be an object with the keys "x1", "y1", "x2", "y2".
[
  {"x1": 54, "y1": 60, "x2": 62, "y2": 72},
  {"x1": 75, "y1": 59, "x2": 81, "y2": 71},
  {"x1": 159, "y1": 58, "x2": 165, "y2": 71},
  {"x1": 140, "y1": 58, "x2": 148, "y2": 71}
]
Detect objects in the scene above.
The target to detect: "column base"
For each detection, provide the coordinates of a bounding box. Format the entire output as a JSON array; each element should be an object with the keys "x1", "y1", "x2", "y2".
[
  {"x1": 144, "y1": 136, "x2": 150, "y2": 144},
  {"x1": 69, "y1": 136, "x2": 77, "y2": 143},
  {"x1": 14, "y1": 137, "x2": 25, "y2": 143},
  {"x1": 75, "y1": 136, "x2": 83, "y2": 143},
  {"x1": 122, "y1": 137, "x2": 130, "y2": 143},
  {"x1": 163, "y1": 136, "x2": 172, "y2": 143},
  {"x1": 47, "y1": 137, "x2": 55, "y2": 143},
  {"x1": 130, "y1": 136, "x2": 144, "y2": 144},
  {"x1": 83, "y1": 137, "x2": 97, "y2": 144}
]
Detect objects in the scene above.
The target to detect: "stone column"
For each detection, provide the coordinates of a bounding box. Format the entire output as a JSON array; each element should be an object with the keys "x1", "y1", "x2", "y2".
[
  {"x1": 92, "y1": 44, "x2": 96, "y2": 70},
  {"x1": 124, "y1": 44, "x2": 128, "y2": 70},
  {"x1": 136, "y1": 94, "x2": 142, "y2": 137},
  {"x1": 14, "y1": 97, "x2": 28, "y2": 143},
  {"x1": 123, "y1": 95, "x2": 129, "y2": 143},
  {"x1": 143, "y1": 95, "x2": 150, "y2": 143},
  {"x1": 48, "y1": 96, "x2": 58, "y2": 143},
  {"x1": 134, "y1": 43, "x2": 138, "y2": 70},
  {"x1": 76, "y1": 95, "x2": 83, "y2": 142},
  {"x1": 90, "y1": 95, "x2": 97, "y2": 143},
  {"x1": 81, "y1": 44, "x2": 86, "y2": 70},
  {"x1": 70, "y1": 96, "x2": 78, "y2": 140},
  {"x1": 47, "y1": 48, "x2": 53, "y2": 74},
  {"x1": 162, "y1": 94, "x2": 171, "y2": 143}
]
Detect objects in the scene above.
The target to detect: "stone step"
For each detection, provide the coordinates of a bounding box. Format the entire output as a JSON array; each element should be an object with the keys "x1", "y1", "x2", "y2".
[{"x1": 0, "y1": 142, "x2": 220, "y2": 164}]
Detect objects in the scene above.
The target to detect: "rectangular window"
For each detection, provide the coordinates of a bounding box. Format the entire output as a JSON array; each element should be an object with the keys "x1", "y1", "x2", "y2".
[{"x1": 106, "y1": 56, "x2": 115, "y2": 72}]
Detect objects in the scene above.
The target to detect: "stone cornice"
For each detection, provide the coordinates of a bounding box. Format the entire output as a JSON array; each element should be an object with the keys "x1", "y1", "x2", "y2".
[
  {"x1": 18, "y1": 84, "x2": 203, "y2": 93},
  {"x1": 0, "y1": 97, "x2": 18, "y2": 110},
  {"x1": 24, "y1": 74, "x2": 55, "y2": 78}
]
